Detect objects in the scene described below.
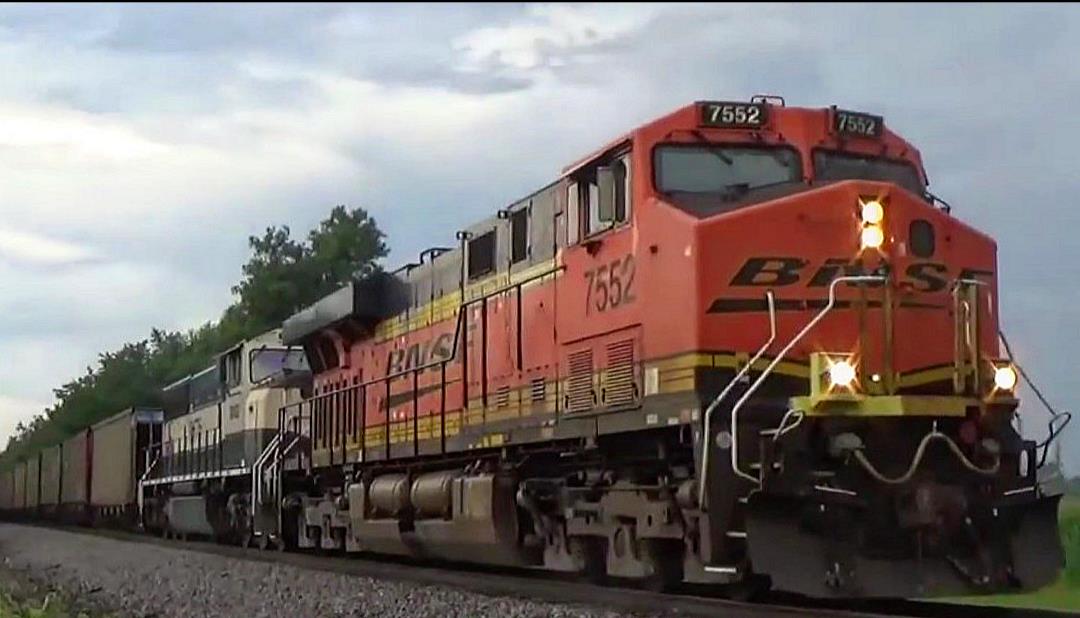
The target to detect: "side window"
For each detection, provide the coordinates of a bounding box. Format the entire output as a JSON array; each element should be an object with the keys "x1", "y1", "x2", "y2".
[
  {"x1": 510, "y1": 208, "x2": 529, "y2": 264},
  {"x1": 223, "y1": 349, "x2": 242, "y2": 389},
  {"x1": 467, "y1": 230, "x2": 496, "y2": 279},
  {"x1": 613, "y1": 155, "x2": 631, "y2": 223},
  {"x1": 567, "y1": 184, "x2": 579, "y2": 245},
  {"x1": 585, "y1": 178, "x2": 602, "y2": 236},
  {"x1": 570, "y1": 152, "x2": 632, "y2": 243}
]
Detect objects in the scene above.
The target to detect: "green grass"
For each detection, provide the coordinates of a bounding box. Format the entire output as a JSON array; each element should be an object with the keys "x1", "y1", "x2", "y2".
[
  {"x1": 946, "y1": 496, "x2": 1080, "y2": 613},
  {"x1": 0, "y1": 567, "x2": 107, "y2": 618},
  {"x1": 0, "y1": 591, "x2": 88, "y2": 618}
]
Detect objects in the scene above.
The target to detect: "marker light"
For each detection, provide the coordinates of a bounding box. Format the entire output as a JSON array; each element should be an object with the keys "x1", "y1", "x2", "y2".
[
  {"x1": 861, "y1": 200, "x2": 885, "y2": 225},
  {"x1": 994, "y1": 365, "x2": 1018, "y2": 391},
  {"x1": 861, "y1": 224, "x2": 885, "y2": 249},
  {"x1": 828, "y1": 359, "x2": 857, "y2": 388}
]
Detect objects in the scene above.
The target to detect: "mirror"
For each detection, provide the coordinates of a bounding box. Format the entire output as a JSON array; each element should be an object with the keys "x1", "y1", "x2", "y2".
[{"x1": 597, "y1": 166, "x2": 616, "y2": 222}]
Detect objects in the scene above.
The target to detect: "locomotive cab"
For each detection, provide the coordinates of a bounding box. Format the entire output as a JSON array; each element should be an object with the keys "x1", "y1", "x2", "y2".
[{"x1": 606, "y1": 100, "x2": 1062, "y2": 597}]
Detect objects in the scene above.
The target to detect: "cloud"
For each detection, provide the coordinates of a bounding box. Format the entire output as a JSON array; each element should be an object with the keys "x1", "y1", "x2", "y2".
[
  {"x1": 0, "y1": 395, "x2": 48, "y2": 449},
  {"x1": 0, "y1": 227, "x2": 95, "y2": 266}
]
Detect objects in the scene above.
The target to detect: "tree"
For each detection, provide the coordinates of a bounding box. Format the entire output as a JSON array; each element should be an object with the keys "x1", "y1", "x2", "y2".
[
  {"x1": 308, "y1": 205, "x2": 387, "y2": 293},
  {"x1": 0, "y1": 204, "x2": 388, "y2": 467},
  {"x1": 232, "y1": 205, "x2": 387, "y2": 332}
]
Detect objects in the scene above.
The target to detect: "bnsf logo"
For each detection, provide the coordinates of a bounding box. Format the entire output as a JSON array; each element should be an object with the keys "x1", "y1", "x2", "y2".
[
  {"x1": 387, "y1": 333, "x2": 453, "y2": 374},
  {"x1": 729, "y1": 257, "x2": 992, "y2": 293}
]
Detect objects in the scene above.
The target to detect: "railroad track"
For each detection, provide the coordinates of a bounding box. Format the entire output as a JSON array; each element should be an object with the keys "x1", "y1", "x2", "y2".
[{"x1": 16, "y1": 523, "x2": 1071, "y2": 618}]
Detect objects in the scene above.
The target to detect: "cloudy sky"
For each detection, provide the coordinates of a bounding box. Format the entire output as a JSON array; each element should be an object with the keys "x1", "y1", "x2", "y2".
[{"x1": 0, "y1": 3, "x2": 1077, "y2": 471}]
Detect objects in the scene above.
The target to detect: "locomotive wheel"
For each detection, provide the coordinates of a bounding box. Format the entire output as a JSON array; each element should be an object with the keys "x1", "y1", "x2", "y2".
[
  {"x1": 723, "y1": 574, "x2": 771, "y2": 601},
  {"x1": 279, "y1": 508, "x2": 300, "y2": 552},
  {"x1": 639, "y1": 539, "x2": 684, "y2": 593},
  {"x1": 239, "y1": 531, "x2": 253, "y2": 548},
  {"x1": 258, "y1": 533, "x2": 271, "y2": 551},
  {"x1": 569, "y1": 537, "x2": 607, "y2": 585}
]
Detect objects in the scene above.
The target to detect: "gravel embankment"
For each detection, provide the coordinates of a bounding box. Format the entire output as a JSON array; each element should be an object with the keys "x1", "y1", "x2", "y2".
[{"x1": 0, "y1": 523, "x2": 663, "y2": 618}]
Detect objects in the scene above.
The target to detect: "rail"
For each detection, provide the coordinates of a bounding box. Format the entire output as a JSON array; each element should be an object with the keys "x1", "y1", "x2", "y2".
[{"x1": 728, "y1": 275, "x2": 886, "y2": 484}]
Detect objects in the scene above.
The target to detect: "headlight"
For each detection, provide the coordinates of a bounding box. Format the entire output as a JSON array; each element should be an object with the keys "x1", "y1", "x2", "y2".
[
  {"x1": 993, "y1": 365, "x2": 1018, "y2": 391},
  {"x1": 860, "y1": 200, "x2": 885, "y2": 224},
  {"x1": 860, "y1": 224, "x2": 884, "y2": 249},
  {"x1": 828, "y1": 359, "x2": 857, "y2": 388}
]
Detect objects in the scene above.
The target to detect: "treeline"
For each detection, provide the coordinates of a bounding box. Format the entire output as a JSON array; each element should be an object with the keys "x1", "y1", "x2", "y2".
[{"x1": 1, "y1": 206, "x2": 387, "y2": 465}]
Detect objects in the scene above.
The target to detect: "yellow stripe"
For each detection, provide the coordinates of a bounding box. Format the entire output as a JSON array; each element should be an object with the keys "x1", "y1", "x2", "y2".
[
  {"x1": 314, "y1": 351, "x2": 822, "y2": 456},
  {"x1": 374, "y1": 259, "x2": 560, "y2": 342}
]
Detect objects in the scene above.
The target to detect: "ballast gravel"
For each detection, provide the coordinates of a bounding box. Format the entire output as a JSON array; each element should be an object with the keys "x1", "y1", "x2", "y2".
[{"x1": 0, "y1": 523, "x2": 664, "y2": 618}]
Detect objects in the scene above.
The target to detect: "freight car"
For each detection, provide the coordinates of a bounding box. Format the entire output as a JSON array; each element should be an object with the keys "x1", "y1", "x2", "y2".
[
  {"x1": 1, "y1": 408, "x2": 160, "y2": 526},
  {"x1": 0, "y1": 97, "x2": 1069, "y2": 601}
]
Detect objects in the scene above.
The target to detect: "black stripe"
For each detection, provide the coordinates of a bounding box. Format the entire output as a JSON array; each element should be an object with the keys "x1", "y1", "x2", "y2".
[{"x1": 706, "y1": 298, "x2": 945, "y2": 314}]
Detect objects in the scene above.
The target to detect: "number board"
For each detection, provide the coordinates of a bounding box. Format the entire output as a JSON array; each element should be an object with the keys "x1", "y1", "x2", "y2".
[
  {"x1": 699, "y1": 101, "x2": 768, "y2": 129},
  {"x1": 834, "y1": 109, "x2": 883, "y2": 138}
]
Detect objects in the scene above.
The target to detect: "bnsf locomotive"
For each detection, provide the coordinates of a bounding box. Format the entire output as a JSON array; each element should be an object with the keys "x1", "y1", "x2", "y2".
[{"x1": 1, "y1": 97, "x2": 1067, "y2": 599}]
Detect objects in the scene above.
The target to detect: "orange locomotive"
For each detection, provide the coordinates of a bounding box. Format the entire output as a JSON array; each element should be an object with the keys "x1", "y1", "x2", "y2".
[{"x1": 274, "y1": 97, "x2": 1064, "y2": 597}]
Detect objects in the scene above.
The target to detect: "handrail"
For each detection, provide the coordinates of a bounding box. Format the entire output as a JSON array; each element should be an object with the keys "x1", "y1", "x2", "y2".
[
  {"x1": 136, "y1": 451, "x2": 161, "y2": 519},
  {"x1": 698, "y1": 291, "x2": 776, "y2": 509},
  {"x1": 729, "y1": 275, "x2": 886, "y2": 484},
  {"x1": 251, "y1": 433, "x2": 281, "y2": 514}
]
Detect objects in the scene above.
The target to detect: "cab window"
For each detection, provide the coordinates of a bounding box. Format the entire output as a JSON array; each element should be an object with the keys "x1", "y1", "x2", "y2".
[
  {"x1": 568, "y1": 153, "x2": 631, "y2": 241},
  {"x1": 654, "y1": 145, "x2": 800, "y2": 196},
  {"x1": 813, "y1": 150, "x2": 924, "y2": 195},
  {"x1": 223, "y1": 348, "x2": 242, "y2": 389}
]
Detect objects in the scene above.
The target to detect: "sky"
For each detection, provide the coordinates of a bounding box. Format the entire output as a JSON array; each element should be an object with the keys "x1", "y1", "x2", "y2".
[{"x1": 0, "y1": 3, "x2": 1078, "y2": 472}]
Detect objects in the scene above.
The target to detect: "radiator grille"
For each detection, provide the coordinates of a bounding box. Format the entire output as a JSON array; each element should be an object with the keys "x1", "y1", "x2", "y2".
[
  {"x1": 566, "y1": 349, "x2": 594, "y2": 413},
  {"x1": 530, "y1": 377, "x2": 546, "y2": 403},
  {"x1": 604, "y1": 339, "x2": 636, "y2": 406},
  {"x1": 495, "y1": 385, "x2": 511, "y2": 409}
]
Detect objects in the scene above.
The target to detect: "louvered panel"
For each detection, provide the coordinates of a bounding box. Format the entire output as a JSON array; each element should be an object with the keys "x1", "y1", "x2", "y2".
[
  {"x1": 604, "y1": 339, "x2": 637, "y2": 406},
  {"x1": 530, "y1": 377, "x2": 546, "y2": 403},
  {"x1": 566, "y1": 349, "x2": 595, "y2": 413},
  {"x1": 496, "y1": 386, "x2": 511, "y2": 409}
]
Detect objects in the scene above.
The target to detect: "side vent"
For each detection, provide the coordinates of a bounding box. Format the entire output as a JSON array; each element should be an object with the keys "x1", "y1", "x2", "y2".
[
  {"x1": 496, "y1": 386, "x2": 511, "y2": 409},
  {"x1": 604, "y1": 339, "x2": 637, "y2": 406},
  {"x1": 566, "y1": 349, "x2": 595, "y2": 413},
  {"x1": 530, "y1": 377, "x2": 546, "y2": 403}
]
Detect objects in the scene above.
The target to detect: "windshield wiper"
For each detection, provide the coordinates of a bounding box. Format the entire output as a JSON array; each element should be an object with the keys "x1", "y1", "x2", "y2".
[
  {"x1": 720, "y1": 178, "x2": 799, "y2": 201},
  {"x1": 689, "y1": 130, "x2": 733, "y2": 165}
]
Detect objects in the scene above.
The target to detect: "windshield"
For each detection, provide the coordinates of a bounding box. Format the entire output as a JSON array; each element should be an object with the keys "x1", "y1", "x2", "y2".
[
  {"x1": 654, "y1": 145, "x2": 801, "y2": 196},
  {"x1": 250, "y1": 348, "x2": 308, "y2": 384},
  {"x1": 814, "y1": 151, "x2": 924, "y2": 195}
]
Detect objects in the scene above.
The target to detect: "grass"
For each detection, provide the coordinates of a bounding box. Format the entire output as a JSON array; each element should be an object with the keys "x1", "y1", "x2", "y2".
[
  {"x1": 0, "y1": 567, "x2": 106, "y2": 618},
  {"x1": 0, "y1": 592, "x2": 87, "y2": 618},
  {"x1": 946, "y1": 495, "x2": 1080, "y2": 613}
]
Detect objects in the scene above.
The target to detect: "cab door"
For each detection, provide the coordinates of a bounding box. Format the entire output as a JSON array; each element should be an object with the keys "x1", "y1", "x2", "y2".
[{"x1": 557, "y1": 148, "x2": 643, "y2": 427}]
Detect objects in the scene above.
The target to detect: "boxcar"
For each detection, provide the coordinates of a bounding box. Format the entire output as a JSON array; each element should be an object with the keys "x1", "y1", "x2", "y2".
[
  {"x1": 25, "y1": 455, "x2": 39, "y2": 513},
  {"x1": 39, "y1": 445, "x2": 62, "y2": 516},
  {"x1": 0, "y1": 469, "x2": 11, "y2": 513},
  {"x1": 13, "y1": 461, "x2": 26, "y2": 513},
  {"x1": 89, "y1": 407, "x2": 162, "y2": 524},
  {"x1": 61, "y1": 429, "x2": 91, "y2": 523}
]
